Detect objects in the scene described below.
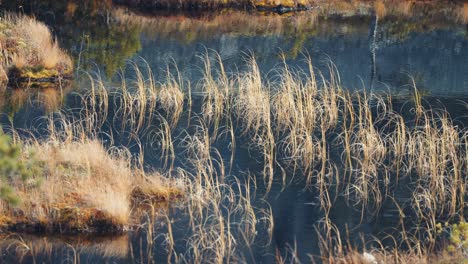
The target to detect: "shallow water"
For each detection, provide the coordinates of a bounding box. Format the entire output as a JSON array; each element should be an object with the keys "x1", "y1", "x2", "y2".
[{"x1": 1, "y1": 1, "x2": 467, "y2": 263}]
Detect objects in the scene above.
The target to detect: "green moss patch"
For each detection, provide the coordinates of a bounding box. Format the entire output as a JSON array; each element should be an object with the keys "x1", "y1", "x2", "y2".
[{"x1": 7, "y1": 66, "x2": 73, "y2": 84}]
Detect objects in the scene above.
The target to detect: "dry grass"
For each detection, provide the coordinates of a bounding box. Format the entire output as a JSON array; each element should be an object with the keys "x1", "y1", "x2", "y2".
[
  {"x1": 92, "y1": 54, "x2": 466, "y2": 218},
  {"x1": 0, "y1": 139, "x2": 183, "y2": 234},
  {"x1": 47, "y1": 55, "x2": 467, "y2": 262},
  {"x1": 187, "y1": 56, "x2": 466, "y2": 262},
  {"x1": 0, "y1": 14, "x2": 72, "y2": 83},
  {"x1": 115, "y1": 0, "x2": 313, "y2": 9},
  {"x1": 2, "y1": 53, "x2": 467, "y2": 262},
  {"x1": 67, "y1": 63, "x2": 272, "y2": 262}
]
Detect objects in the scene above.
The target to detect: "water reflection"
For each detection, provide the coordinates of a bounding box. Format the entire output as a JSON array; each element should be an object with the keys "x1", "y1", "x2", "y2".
[
  {"x1": 2, "y1": 0, "x2": 467, "y2": 94},
  {"x1": 0, "y1": 82, "x2": 72, "y2": 123},
  {"x1": 0, "y1": 233, "x2": 129, "y2": 263},
  {"x1": 121, "y1": 4, "x2": 467, "y2": 95}
]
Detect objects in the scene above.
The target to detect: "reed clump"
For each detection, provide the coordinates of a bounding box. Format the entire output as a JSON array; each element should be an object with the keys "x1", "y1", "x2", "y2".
[{"x1": 0, "y1": 14, "x2": 73, "y2": 84}]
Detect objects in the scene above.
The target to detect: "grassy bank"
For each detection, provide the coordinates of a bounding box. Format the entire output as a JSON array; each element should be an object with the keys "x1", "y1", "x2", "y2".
[
  {"x1": 0, "y1": 135, "x2": 183, "y2": 234},
  {"x1": 114, "y1": 0, "x2": 313, "y2": 11},
  {"x1": 0, "y1": 14, "x2": 73, "y2": 86}
]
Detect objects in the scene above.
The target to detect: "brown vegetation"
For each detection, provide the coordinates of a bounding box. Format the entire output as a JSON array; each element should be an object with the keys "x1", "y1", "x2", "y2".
[
  {"x1": 0, "y1": 140, "x2": 183, "y2": 234},
  {"x1": 0, "y1": 15, "x2": 73, "y2": 85},
  {"x1": 114, "y1": 0, "x2": 312, "y2": 10}
]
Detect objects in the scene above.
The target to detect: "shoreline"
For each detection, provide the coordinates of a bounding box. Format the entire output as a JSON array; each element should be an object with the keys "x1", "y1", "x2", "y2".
[
  {"x1": 0, "y1": 138, "x2": 184, "y2": 236},
  {"x1": 112, "y1": 0, "x2": 315, "y2": 14}
]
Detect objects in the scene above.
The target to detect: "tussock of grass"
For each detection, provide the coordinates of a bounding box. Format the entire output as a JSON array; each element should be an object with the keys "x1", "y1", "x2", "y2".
[
  {"x1": 0, "y1": 140, "x2": 183, "y2": 234},
  {"x1": 0, "y1": 14, "x2": 72, "y2": 84}
]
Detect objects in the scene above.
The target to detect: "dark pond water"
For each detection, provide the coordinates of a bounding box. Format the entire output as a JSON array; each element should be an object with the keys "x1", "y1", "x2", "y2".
[{"x1": 1, "y1": 1, "x2": 468, "y2": 263}]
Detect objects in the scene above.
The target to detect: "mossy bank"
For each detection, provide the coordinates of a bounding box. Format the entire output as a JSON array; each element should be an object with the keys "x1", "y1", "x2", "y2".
[{"x1": 0, "y1": 14, "x2": 73, "y2": 86}]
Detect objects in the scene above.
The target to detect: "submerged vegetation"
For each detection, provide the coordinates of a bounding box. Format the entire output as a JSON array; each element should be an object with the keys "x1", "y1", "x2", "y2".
[{"x1": 0, "y1": 15, "x2": 72, "y2": 85}]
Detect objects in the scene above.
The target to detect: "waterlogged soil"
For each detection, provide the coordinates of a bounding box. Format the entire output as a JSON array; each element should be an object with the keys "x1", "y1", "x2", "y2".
[{"x1": 1, "y1": 1, "x2": 468, "y2": 263}]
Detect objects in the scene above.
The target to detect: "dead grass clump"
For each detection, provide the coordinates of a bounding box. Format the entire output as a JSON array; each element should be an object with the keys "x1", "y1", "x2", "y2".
[
  {"x1": 0, "y1": 14, "x2": 72, "y2": 81},
  {"x1": 0, "y1": 140, "x2": 183, "y2": 234}
]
